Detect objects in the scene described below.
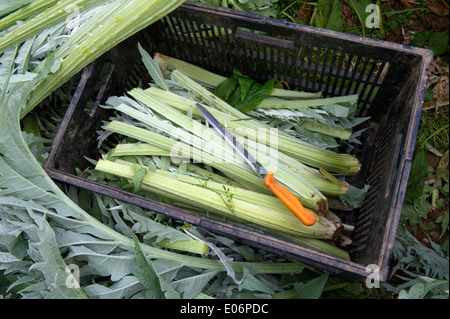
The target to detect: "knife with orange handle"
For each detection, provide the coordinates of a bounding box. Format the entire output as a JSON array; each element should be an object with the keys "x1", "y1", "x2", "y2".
[{"x1": 196, "y1": 103, "x2": 316, "y2": 226}]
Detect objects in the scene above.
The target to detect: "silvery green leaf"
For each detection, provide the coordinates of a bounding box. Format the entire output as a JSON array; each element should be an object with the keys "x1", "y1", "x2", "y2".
[
  {"x1": 184, "y1": 228, "x2": 242, "y2": 285},
  {"x1": 102, "y1": 198, "x2": 194, "y2": 245},
  {"x1": 159, "y1": 156, "x2": 171, "y2": 171},
  {"x1": 15, "y1": 37, "x2": 36, "y2": 74},
  {"x1": 49, "y1": 214, "x2": 114, "y2": 240},
  {"x1": 111, "y1": 206, "x2": 132, "y2": 236},
  {"x1": 0, "y1": 46, "x2": 18, "y2": 89},
  {"x1": 53, "y1": 228, "x2": 118, "y2": 255},
  {"x1": 348, "y1": 127, "x2": 368, "y2": 145},
  {"x1": 131, "y1": 212, "x2": 191, "y2": 244},
  {"x1": 177, "y1": 161, "x2": 188, "y2": 175},
  {"x1": 31, "y1": 21, "x2": 67, "y2": 57},
  {"x1": 290, "y1": 126, "x2": 340, "y2": 150},
  {"x1": 171, "y1": 270, "x2": 218, "y2": 299},
  {"x1": 159, "y1": 279, "x2": 182, "y2": 299},
  {"x1": 83, "y1": 276, "x2": 144, "y2": 299},
  {"x1": 339, "y1": 184, "x2": 370, "y2": 209},
  {"x1": 152, "y1": 259, "x2": 183, "y2": 283},
  {"x1": 50, "y1": 57, "x2": 63, "y2": 73},
  {"x1": 29, "y1": 28, "x2": 52, "y2": 57},
  {"x1": 67, "y1": 245, "x2": 137, "y2": 282},
  {"x1": 0, "y1": 218, "x2": 23, "y2": 238},
  {"x1": 119, "y1": 95, "x2": 152, "y2": 115},
  {"x1": 0, "y1": 88, "x2": 74, "y2": 213},
  {"x1": 104, "y1": 95, "x2": 122, "y2": 108},
  {"x1": 20, "y1": 131, "x2": 52, "y2": 160},
  {"x1": 5, "y1": 274, "x2": 38, "y2": 295}
]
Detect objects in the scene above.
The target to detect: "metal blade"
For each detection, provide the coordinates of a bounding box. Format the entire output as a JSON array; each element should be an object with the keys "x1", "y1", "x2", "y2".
[{"x1": 196, "y1": 103, "x2": 269, "y2": 179}]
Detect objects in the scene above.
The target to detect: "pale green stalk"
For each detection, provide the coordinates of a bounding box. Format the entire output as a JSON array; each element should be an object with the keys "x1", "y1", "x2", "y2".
[
  {"x1": 155, "y1": 239, "x2": 209, "y2": 255},
  {"x1": 110, "y1": 144, "x2": 243, "y2": 187},
  {"x1": 142, "y1": 87, "x2": 350, "y2": 195},
  {"x1": 0, "y1": 0, "x2": 58, "y2": 30},
  {"x1": 110, "y1": 142, "x2": 347, "y2": 196},
  {"x1": 0, "y1": 0, "x2": 107, "y2": 52},
  {"x1": 170, "y1": 70, "x2": 361, "y2": 175},
  {"x1": 183, "y1": 164, "x2": 243, "y2": 188},
  {"x1": 113, "y1": 102, "x2": 246, "y2": 169},
  {"x1": 113, "y1": 159, "x2": 349, "y2": 259},
  {"x1": 104, "y1": 120, "x2": 270, "y2": 194},
  {"x1": 271, "y1": 88, "x2": 323, "y2": 99},
  {"x1": 112, "y1": 95, "x2": 326, "y2": 210},
  {"x1": 110, "y1": 143, "x2": 170, "y2": 157},
  {"x1": 155, "y1": 52, "x2": 323, "y2": 99},
  {"x1": 30, "y1": 1, "x2": 124, "y2": 75},
  {"x1": 95, "y1": 158, "x2": 341, "y2": 240},
  {"x1": 112, "y1": 159, "x2": 280, "y2": 210},
  {"x1": 271, "y1": 232, "x2": 350, "y2": 260},
  {"x1": 299, "y1": 121, "x2": 352, "y2": 140},
  {"x1": 22, "y1": 0, "x2": 185, "y2": 117},
  {"x1": 274, "y1": 137, "x2": 361, "y2": 175},
  {"x1": 156, "y1": 52, "x2": 225, "y2": 88},
  {"x1": 153, "y1": 169, "x2": 323, "y2": 217},
  {"x1": 257, "y1": 94, "x2": 359, "y2": 109},
  {"x1": 171, "y1": 69, "x2": 247, "y2": 119}
]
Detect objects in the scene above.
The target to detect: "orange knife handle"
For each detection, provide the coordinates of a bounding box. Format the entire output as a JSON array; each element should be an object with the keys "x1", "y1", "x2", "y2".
[{"x1": 264, "y1": 172, "x2": 316, "y2": 226}]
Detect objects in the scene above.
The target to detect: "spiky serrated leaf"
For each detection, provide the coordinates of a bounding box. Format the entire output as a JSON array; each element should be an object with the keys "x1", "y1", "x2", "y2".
[
  {"x1": 171, "y1": 269, "x2": 218, "y2": 299},
  {"x1": 67, "y1": 245, "x2": 137, "y2": 282},
  {"x1": 131, "y1": 232, "x2": 165, "y2": 299},
  {"x1": 19, "y1": 209, "x2": 87, "y2": 298}
]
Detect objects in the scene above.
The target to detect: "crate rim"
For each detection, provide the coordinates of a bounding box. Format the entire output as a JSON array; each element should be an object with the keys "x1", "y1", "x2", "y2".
[{"x1": 183, "y1": 1, "x2": 434, "y2": 63}]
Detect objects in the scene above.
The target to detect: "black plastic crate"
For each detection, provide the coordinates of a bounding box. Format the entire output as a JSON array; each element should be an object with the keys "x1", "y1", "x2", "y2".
[{"x1": 43, "y1": 2, "x2": 434, "y2": 282}]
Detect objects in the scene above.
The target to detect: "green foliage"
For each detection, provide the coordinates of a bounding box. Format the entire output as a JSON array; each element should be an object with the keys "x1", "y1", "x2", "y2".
[
  {"x1": 213, "y1": 68, "x2": 276, "y2": 112},
  {"x1": 411, "y1": 32, "x2": 449, "y2": 57},
  {"x1": 294, "y1": 272, "x2": 329, "y2": 299},
  {"x1": 342, "y1": 0, "x2": 373, "y2": 34},
  {"x1": 315, "y1": 0, "x2": 345, "y2": 31}
]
